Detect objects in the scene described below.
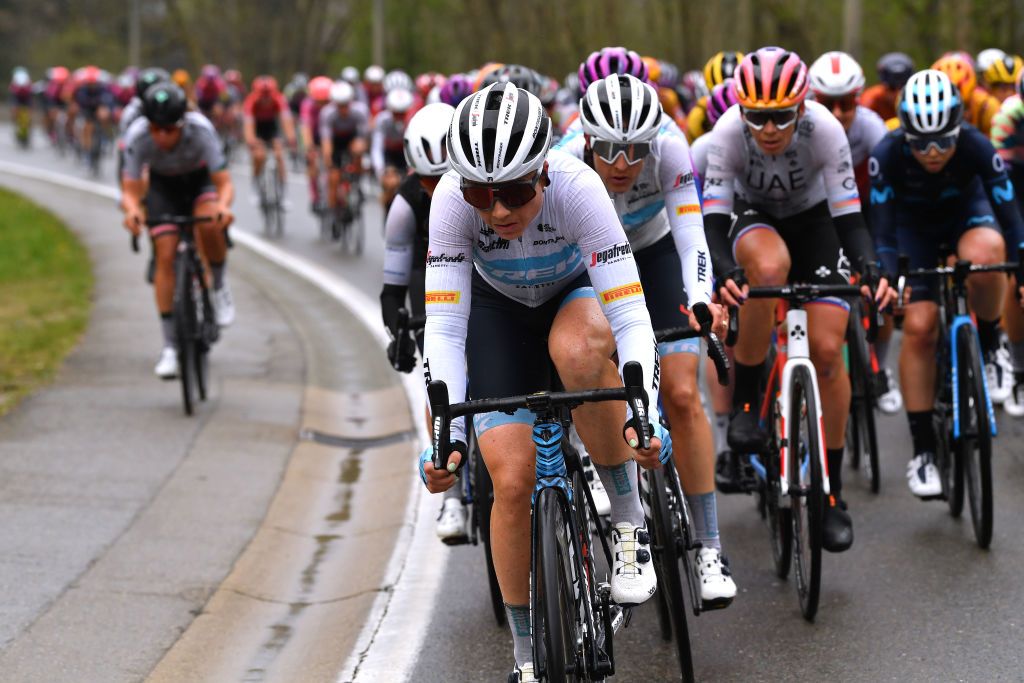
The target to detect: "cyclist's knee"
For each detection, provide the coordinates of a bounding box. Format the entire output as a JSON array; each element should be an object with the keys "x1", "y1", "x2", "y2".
[
  {"x1": 549, "y1": 319, "x2": 615, "y2": 386},
  {"x1": 744, "y1": 254, "x2": 790, "y2": 286},
  {"x1": 810, "y1": 335, "x2": 845, "y2": 380},
  {"x1": 661, "y1": 370, "x2": 702, "y2": 421},
  {"x1": 902, "y1": 306, "x2": 939, "y2": 348},
  {"x1": 959, "y1": 227, "x2": 1006, "y2": 265}
]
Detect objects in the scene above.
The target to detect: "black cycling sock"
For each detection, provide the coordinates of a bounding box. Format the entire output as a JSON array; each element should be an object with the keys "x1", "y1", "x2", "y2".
[
  {"x1": 907, "y1": 410, "x2": 937, "y2": 455},
  {"x1": 732, "y1": 361, "x2": 763, "y2": 412},
  {"x1": 160, "y1": 312, "x2": 175, "y2": 348},
  {"x1": 210, "y1": 260, "x2": 225, "y2": 290},
  {"x1": 976, "y1": 317, "x2": 1001, "y2": 357},
  {"x1": 826, "y1": 448, "x2": 844, "y2": 497}
]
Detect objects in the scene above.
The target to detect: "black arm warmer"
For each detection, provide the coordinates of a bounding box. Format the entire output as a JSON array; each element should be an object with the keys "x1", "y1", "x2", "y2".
[
  {"x1": 833, "y1": 212, "x2": 879, "y2": 273},
  {"x1": 380, "y1": 283, "x2": 408, "y2": 335}
]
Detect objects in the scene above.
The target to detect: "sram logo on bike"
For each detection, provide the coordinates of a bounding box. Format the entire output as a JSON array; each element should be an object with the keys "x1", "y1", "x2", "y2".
[
  {"x1": 425, "y1": 250, "x2": 467, "y2": 265},
  {"x1": 600, "y1": 281, "x2": 643, "y2": 304},
  {"x1": 425, "y1": 290, "x2": 461, "y2": 304},
  {"x1": 590, "y1": 242, "x2": 632, "y2": 267}
]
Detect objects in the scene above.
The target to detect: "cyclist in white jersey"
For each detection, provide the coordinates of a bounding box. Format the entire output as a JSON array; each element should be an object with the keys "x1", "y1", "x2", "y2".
[
  {"x1": 702, "y1": 47, "x2": 893, "y2": 553},
  {"x1": 809, "y1": 52, "x2": 903, "y2": 412},
  {"x1": 421, "y1": 83, "x2": 663, "y2": 683},
  {"x1": 554, "y1": 74, "x2": 736, "y2": 607}
]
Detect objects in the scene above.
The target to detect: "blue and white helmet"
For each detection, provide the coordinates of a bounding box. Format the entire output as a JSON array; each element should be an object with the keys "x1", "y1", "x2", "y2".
[
  {"x1": 447, "y1": 82, "x2": 551, "y2": 183},
  {"x1": 898, "y1": 69, "x2": 962, "y2": 136}
]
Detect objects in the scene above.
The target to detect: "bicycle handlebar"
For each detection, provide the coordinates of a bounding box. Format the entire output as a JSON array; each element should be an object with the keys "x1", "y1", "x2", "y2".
[
  {"x1": 744, "y1": 283, "x2": 864, "y2": 300},
  {"x1": 896, "y1": 257, "x2": 1020, "y2": 311},
  {"x1": 654, "y1": 303, "x2": 731, "y2": 386},
  {"x1": 145, "y1": 215, "x2": 214, "y2": 227},
  {"x1": 427, "y1": 361, "x2": 651, "y2": 472}
]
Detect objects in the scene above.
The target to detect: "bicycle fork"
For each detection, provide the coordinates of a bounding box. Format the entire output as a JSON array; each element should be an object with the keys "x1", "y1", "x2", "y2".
[{"x1": 776, "y1": 308, "x2": 831, "y2": 500}]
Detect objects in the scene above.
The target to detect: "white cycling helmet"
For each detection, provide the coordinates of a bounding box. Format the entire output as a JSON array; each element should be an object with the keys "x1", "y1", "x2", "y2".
[
  {"x1": 384, "y1": 69, "x2": 413, "y2": 93},
  {"x1": 976, "y1": 48, "x2": 1006, "y2": 74},
  {"x1": 403, "y1": 102, "x2": 455, "y2": 176},
  {"x1": 386, "y1": 87, "x2": 414, "y2": 113},
  {"x1": 898, "y1": 69, "x2": 963, "y2": 136},
  {"x1": 448, "y1": 82, "x2": 552, "y2": 184},
  {"x1": 579, "y1": 74, "x2": 662, "y2": 143},
  {"x1": 364, "y1": 65, "x2": 385, "y2": 83},
  {"x1": 808, "y1": 51, "x2": 865, "y2": 96},
  {"x1": 330, "y1": 80, "x2": 355, "y2": 105},
  {"x1": 340, "y1": 66, "x2": 361, "y2": 84}
]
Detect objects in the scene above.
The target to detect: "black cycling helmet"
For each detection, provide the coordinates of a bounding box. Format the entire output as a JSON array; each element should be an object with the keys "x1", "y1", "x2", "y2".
[
  {"x1": 877, "y1": 52, "x2": 915, "y2": 90},
  {"x1": 143, "y1": 83, "x2": 188, "y2": 126},
  {"x1": 137, "y1": 67, "x2": 170, "y2": 98},
  {"x1": 497, "y1": 64, "x2": 543, "y2": 97}
]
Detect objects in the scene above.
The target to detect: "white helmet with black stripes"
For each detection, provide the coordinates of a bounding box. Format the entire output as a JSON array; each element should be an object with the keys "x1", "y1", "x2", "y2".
[
  {"x1": 447, "y1": 82, "x2": 552, "y2": 183},
  {"x1": 579, "y1": 73, "x2": 662, "y2": 143}
]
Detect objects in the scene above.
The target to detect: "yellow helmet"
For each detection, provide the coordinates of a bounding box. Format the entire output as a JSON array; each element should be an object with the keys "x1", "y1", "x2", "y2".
[
  {"x1": 983, "y1": 54, "x2": 1023, "y2": 86},
  {"x1": 703, "y1": 51, "x2": 744, "y2": 89},
  {"x1": 641, "y1": 56, "x2": 661, "y2": 84}
]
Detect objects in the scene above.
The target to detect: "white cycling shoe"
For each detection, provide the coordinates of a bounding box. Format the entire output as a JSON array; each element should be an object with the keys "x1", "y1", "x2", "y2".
[
  {"x1": 907, "y1": 453, "x2": 943, "y2": 499},
  {"x1": 1004, "y1": 382, "x2": 1024, "y2": 418},
  {"x1": 877, "y1": 368, "x2": 904, "y2": 414},
  {"x1": 695, "y1": 547, "x2": 737, "y2": 609},
  {"x1": 154, "y1": 346, "x2": 178, "y2": 379},
  {"x1": 213, "y1": 284, "x2": 236, "y2": 328},
  {"x1": 435, "y1": 497, "x2": 468, "y2": 544},
  {"x1": 610, "y1": 522, "x2": 656, "y2": 606},
  {"x1": 985, "y1": 349, "x2": 1013, "y2": 404},
  {"x1": 508, "y1": 662, "x2": 539, "y2": 683}
]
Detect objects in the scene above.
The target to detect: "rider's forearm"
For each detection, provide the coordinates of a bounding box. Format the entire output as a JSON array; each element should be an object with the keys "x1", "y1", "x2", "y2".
[{"x1": 211, "y1": 172, "x2": 234, "y2": 206}]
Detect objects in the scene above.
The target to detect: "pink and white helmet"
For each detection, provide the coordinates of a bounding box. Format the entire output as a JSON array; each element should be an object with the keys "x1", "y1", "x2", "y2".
[
  {"x1": 808, "y1": 51, "x2": 865, "y2": 97},
  {"x1": 578, "y1": 47, "x2": 648, "y2": 94},
  {"x1": 734, "y1": 46, "x2": 809, "y2": 109}
]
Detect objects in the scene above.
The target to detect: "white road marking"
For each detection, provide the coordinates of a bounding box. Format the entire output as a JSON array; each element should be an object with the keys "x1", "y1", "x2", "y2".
[{"x1": 0, "y1": 158, "x2": 445, "y2": 683}]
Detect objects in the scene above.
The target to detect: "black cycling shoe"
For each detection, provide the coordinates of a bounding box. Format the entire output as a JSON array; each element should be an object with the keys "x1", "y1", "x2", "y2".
[
  {"x1": 727, "y1": 403, "x2": 767, "y2": 453},
  {"x1": 822, "y1": 496, "x2": 854, "y2": 553}
]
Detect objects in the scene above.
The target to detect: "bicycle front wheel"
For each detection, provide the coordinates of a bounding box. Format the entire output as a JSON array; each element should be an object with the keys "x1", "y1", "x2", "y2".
[
  {"x1": 532, "y1": 488, "x2": 581, "y2": 683},
  {"x1": 956, "y1": 325, "x2": 994, "y2": 548},
  {"x1": 765, "y1": 385, "x2": 792, "y2": 580},
  {"x1": 646, "y1": 466, "x2": 695, "y2": 682},
  {"x1": 173, "y1": 256, "x2": 198, "y2": 416},
  {"x1": 789, "y1": 365, "x2": 823, "y2": 622}
]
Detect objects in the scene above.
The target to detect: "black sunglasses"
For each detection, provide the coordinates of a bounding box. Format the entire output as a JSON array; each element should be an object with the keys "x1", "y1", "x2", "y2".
[{"x1": 461, "y1": 172, "x2": 545, "y2": 210}]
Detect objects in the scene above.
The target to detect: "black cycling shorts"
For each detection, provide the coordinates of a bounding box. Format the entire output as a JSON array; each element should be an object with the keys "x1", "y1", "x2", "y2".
[
  {"x1": 893, "y1": 184, "x2": 998, "y2": 303},
  {"x1": 634, "y1": 233, "x2": 699, "y2": 355},
  {"x1": 731, "y1": 198, "x2": 851, "y2": 307},
  {"x1": 145, "y1": 169, "x2": 217, "y2": 239},
  {"x1": 331, "y1": 135, "x2": 357, "y2": 168},
  {"x1": 466, "y1": 269, "x2": 595, "y2": 435},
  {"x1": 255, "y1": 119, "x2": 279, "y2": 143}
]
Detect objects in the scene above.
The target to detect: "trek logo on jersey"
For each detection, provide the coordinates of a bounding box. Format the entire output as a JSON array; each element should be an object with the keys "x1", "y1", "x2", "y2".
[
  {"x1": 591, "y1": 242, "x2": 633, "y2": 267},
  {"x1": 425, "y1": 290, "x2": 461, "y2": 304},
  {"x1": 425, "y1": 250, "x2": 467, "y2": 266},
  {"x1": 675, "y1": 204, "x2": 701, "y2": 216},
  {"x1": 673, "y1": 172, "x2": 694, "y2": 188},
  {"x1": 600, "y1": 281, "x2": 643, "y2": 304},
  {"x1": 696, "y1": 249, "x2": 708, "y2": 283}
]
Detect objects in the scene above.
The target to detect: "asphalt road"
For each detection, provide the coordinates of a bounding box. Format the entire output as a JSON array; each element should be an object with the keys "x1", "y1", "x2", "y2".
[{"x1": 4, "y1": 129, "x2": 1024, "y2": 682}]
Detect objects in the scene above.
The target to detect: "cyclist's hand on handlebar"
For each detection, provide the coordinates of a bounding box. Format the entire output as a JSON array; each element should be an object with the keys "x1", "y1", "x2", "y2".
[
  {"x1": 705, "y1": 301, "x2": 729, "y2": 339},
  {"x1": 123, "y1": 208, "x2": 144, "y2": 236},
  {"x1": 717, "y1": 268, "x2": 749, "y2": 308},
  {"x1": 420, "y1": 446, "x2": 462, "y2": 494},
  {"x1": 624, "y1": 425, "x2": 662, "y2": 470}
]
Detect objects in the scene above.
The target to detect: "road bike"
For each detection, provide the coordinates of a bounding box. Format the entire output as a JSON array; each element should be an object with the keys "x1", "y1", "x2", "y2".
[
  {"x1": 428, "y1": 362, "x2": 654, "y2": 681},
  {"x1": 329, "y1": 160, "x2": 365, "y2": 255},
  {"x1": 895, "y1": 256, "x2": 1018, "y2": 549},
  {"x1": 139, "y1": 215, "x2": 221, "y2": 417},
  {"x1": 845, "y1": 296, "x2": 882, "y2": 493},
  {"x1": 644, "y1": 302, "x2": 731, "y2": 683},
  {"x1": 256, "y1": 155, "x2": 285, "y2": 238}
]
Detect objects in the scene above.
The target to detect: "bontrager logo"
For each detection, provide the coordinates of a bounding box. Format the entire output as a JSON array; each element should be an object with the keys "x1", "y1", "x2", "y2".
[
  {"x1": 591, "y1": 242, "x2": 633, "y2": 267},
  {"x1": 425, "y1": 290, "x2": 460, "y2": 304}
]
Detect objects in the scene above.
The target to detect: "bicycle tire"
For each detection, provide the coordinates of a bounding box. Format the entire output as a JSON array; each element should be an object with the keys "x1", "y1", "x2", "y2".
[
  {"x1": 532, "y1": 487, "x2": 580, "y2": 682},
  {"x1": 790, "y1": 365, "x2": 823, "y2": 622},
  {"x1": 765, "y1": 379, "x2": 792, "y2": 580},
  {"x1": 956, "y1": 326, "x2": 994, "y2": 548},
  {"x1": 195, "y1": 284, "x2": 215, "y2": 402},
  {"x1": 846, "y1": 306, "x2": 881, "y2": 492},
  {"x1": 646, "y1": 466, "x2": 695, "y2": 682},
  {"x1": 472, "y1": 440, "x2": 504, "y2": 626},
  {"x1": 567, "y1": 461, "x2": 605, "y2": 678},
  {"x1": 173, "y1": 255, "x2": 198, "y2": 416}
]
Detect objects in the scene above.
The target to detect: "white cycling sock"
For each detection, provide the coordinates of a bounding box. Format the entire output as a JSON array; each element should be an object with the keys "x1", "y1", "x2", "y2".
[
  {"x1": 504, "y1": 603, "x2": 531, "y2": 668},
  {"x1": 712, "y1": 413, "x2": 729, "y2": 453},
  {"x1": 594, "y1": 460, "x2": 644, "y2": 527},
  {"x1": 686, "y1": 491, "x2": 722, "y2": 551}
]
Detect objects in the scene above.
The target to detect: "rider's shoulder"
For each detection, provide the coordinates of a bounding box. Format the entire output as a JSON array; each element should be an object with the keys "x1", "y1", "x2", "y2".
[{"x1": 122, "y1": 115, "x2": 151, "y2": 148}]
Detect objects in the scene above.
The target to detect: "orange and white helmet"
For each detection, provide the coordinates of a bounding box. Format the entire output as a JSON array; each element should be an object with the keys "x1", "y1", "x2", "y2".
[
  {"x1": 932, "y1": 53, "x2": 977, "y2": 99},
  {"x1": 734, "y1": 47, "x2": 809, "y2": 109}
]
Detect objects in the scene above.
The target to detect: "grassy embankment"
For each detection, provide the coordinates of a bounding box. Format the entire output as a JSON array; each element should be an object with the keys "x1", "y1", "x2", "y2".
[{"x1": 0, "y1": 187, "x2": 92, "y2": 415}]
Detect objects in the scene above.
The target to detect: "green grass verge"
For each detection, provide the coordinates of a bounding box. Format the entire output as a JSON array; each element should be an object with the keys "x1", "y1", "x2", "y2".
[{"x1": 0, "y1": 187, "x2": 92, "y2": 416}]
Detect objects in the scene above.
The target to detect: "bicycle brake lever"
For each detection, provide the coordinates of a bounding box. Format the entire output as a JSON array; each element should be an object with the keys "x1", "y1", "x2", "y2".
[
  {"x1": 622, "y1": 361, "x2": 651, "y2": 450},
  {"x1": 725, "y1": 305, "x2": 739, "y2": 347},
  {"x1": 426, "y1": 380, "x2": 451, "y2": 472}
]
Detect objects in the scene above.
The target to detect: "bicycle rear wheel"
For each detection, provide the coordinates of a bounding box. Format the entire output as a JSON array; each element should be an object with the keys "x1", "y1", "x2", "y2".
[
  {"x1": 645, "y1": 465, "x2": 695, "y2": 682},
  {"x1": 471, "y1": 436, "x2": 504, "y2": 626},
  {"x1": 789, "y1": 365, "x2": 823, "y2": 622},
  {"x1": 173, "y1": 256, "x2": 198, "y2": 416},
  {"x1": 532, "y1": 488, "x2": 581, "y2": 682},
  {"x1": 845, "y1": 306, "x2": 881, "y2": 493},
  {"x1": 956, "y1": 326, "x2": 994, "y2": 548}
]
